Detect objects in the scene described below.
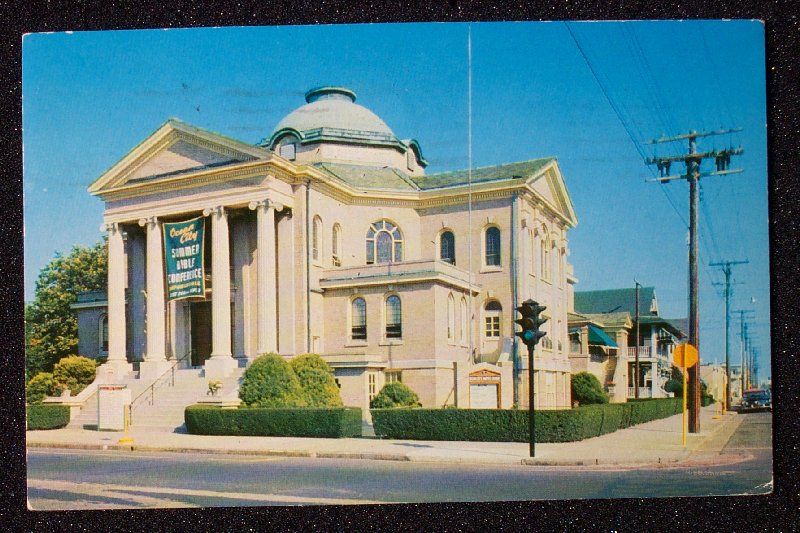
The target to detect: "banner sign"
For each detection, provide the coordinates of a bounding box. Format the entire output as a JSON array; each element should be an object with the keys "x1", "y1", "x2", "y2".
[{"x1": 163, "y1": 216, "x2": 206, "y2": 301}]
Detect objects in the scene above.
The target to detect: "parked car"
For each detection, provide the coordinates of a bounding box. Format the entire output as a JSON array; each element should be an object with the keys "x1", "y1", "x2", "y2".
[{"x1": 740, "y1": 389, "x2": 771, "y2": 412}]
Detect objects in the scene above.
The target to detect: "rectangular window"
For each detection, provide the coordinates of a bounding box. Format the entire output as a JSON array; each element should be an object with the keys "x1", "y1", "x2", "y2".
[
  {"x1": 485, "y1": 316, "x2": 501, "y2": 338},
  {"x1": 386, "y1": 370, "x2": 402, "y2": 384},
  {"x1": 368, "y1": 373, "x2": 377, "y2": 400},
  {"x1": 280, "y1": 143, "x2": 296, "y2": 161}
]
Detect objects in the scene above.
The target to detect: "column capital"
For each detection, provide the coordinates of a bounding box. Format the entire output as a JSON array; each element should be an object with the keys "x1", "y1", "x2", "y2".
[
  {"x1": 138, "y1": 216, "x2": 158, "y2": 228},
  {"x1": 248, "y1": 199, "x2": 283, "y2": 212},
  {"x1": 100, "y1": 221, "x2": 121, "y2": 233},
  {"x1": 203, "y1": 205, "x2": 226, "y2": 217}
]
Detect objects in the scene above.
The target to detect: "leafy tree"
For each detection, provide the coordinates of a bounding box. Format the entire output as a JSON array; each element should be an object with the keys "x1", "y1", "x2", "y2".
[
  {"x1": 664, "y1": 366, "x2": 685, "y2": 396},
  {"x1": 370, "y1": 382, "x2": 421, "y2": 409},
  {"x1": 238, "y1": 353, "x2": 308, "y2": 408},
  {"x1": 26, "y1": 240, "x2": 107, "y2": 378},
  {"x1": 571, "y1": 371, "x2": 609, "y2": 405},
  {"x1": 289, "y1": 353, "x2": 343, "y2": 407},
  {"x1": 26, "y1": 372, "x2": 56, "y2": 405},
  {"x1": 52, "y1": 355, "x2": 97, "y2": 395}
]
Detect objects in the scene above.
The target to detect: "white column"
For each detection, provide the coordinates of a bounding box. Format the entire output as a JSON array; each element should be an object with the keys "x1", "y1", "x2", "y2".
[
  {"x1": 100, "y1": 222, "x2": 131, "y2": 379},
  {"x1": 249, "y1": 199, "x2": 281, "y2": 355},
  {"x1": 137, "y1": 217, "x2": 171, "y2": 380},
  {"x1": 203, "y1": 205, "x2": 236, "y2": 379}
]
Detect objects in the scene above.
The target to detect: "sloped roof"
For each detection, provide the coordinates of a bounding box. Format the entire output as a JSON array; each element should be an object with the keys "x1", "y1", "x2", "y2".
[
  {"x1": 312, "y1": 163, "x2": 419, "y2": 191},
  {"x1": 410, "y1": 158, "x2": 554, "y2": 190},
  {"x1": 584, "y1": 311, "x2": 632, "y2": 329},
  {"x1": 574, "y1": 287, "x2": 657, "y2": 317},
  {"x1": 665, "y1": 318, "x2": 689, "y2": 337}
]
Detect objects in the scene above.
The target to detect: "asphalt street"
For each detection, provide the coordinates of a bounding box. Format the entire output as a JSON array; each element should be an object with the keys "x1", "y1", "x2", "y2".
[{"x1": 26, "y1": 412, "x2": 773, "y2": 510}]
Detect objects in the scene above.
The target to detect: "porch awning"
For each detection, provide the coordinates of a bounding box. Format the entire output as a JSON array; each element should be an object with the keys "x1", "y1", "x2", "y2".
[{"x1": 588, "y1": 324, "x2": 618, "y2": 348}]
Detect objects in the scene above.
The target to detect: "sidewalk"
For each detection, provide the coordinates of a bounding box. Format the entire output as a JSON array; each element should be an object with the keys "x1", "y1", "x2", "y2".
[{"x1": 26, "y1": 404, "x2": 742, "y2": 467}]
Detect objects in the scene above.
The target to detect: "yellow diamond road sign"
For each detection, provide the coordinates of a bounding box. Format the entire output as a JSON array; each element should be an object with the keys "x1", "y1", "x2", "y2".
[{"x1": 673, "y1": 342, "x2": 698, "y2": 368}]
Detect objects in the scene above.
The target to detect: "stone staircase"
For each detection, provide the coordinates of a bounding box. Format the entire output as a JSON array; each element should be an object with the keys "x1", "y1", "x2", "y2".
[
  {"x1": 129, "y1": 367, "x2": 245, "y2": 432},
  {"x1": 67, "y1": 365, "x2": 246, "y2": 433}
]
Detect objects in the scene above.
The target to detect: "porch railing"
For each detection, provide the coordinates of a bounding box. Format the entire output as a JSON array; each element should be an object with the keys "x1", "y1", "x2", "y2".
[
  {"x1": 129, "y1": 354, "x2": 190, "y2": 426},
  {"x1": 628, "y1": 386, "x2": 653, "y2": 399}
]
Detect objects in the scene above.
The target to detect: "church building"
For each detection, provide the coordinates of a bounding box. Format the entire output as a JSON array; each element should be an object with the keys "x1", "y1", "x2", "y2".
[{"x1": 77, "y1": 86, "x2": 578, "y2": 416}]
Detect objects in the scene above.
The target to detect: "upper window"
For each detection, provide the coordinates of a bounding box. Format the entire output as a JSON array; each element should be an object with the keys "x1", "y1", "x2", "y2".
[
  {"x1": 351, "y1": 297, "x2": 367, "y2": 340},
  {"x1": 484, "y1": 300, "x2": 502, "y2": 338},
  {"x1": 485, "y1": 226, "x2": 501, "y2": 267},
  {"x1": 385, "y1": 295, "x2": 402, "y2": 339},
  {"x1": 440, "y1": 231, "x2": 455, "y2": 265},
  {"x1": 528, "y1": 229, "x2": 535, "y2": 275},
  {"x1": 447, "y1": 293, "x2": 456, "y2": 342},
  {"x1": 460, "y1": 297, "x2": 468, "y2": 344},
  {"x1": 541, "y1": 234, "x2": 551, "y2": 280},
  {"x1": 332, "y1": 223, "x2": 342, "y2": 267},
  {"x1": 312, "y1": 215, "x2": 323, "y2": 262},
  {"x1": 366, "y1": 220, "x2": 403, "y2": 265},
  {"x1": 279, "y1": 142, "x2": 297, "y2": 161}
]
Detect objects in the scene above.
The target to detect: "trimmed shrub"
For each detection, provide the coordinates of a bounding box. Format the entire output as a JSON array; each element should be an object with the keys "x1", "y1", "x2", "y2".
[
  {"x1": 371, "y1": 398, "x2": 682, "y2": 442},
  {"x1": 370, "y1": 382, "x2": 421, "y2": 409},
  {"x1": 27, "y1": 404, "x2": 70, "y2": 430},
  {"x1": 290, "y1": 353, "x2": 343, "y2": 407},
  {"x1": 185, "y1": 405, "x2": 362, "y2": 438},
  {"x1": 52, "y1": 355, "x2": 96, "y2": 396},
  {"x1": 239, "y1": 353, "x2": 307, "y2": 408},
  {"x1": 26, "y1": 372, "x2": 56, "y2": 405},
  {"x1": 571, "y1": 371, "x2": 609, "y2": 405}
]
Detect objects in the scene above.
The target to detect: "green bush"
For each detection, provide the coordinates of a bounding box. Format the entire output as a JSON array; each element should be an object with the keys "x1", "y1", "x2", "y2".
[
  {"x1": 52, "y1": 355, "x2": 96, "y2": 396},
  {"x1": 27, "y1": 404, "x2": 70, "y2": 430},
  {"x1": 370, "y1": 382, "x2": 421, "y2": 408},
  {"x1": 239, "y1": 353, "x2": 308, "y2": 407},
  {"x1": 185, "y1": 405, "x2": 362, "y2": 438},
  {"x1": 26, "y1": 372, "x2": 56, "y2": 405},
  {"x1": 289, "y1": 353, "x2": 343, "y2": 407},
  {"x1": 571, "y1": 371, "x2": 609, "y2": 405},
  {"x1": 371, "y1": 398, "x2": 682, "y2": 442}
]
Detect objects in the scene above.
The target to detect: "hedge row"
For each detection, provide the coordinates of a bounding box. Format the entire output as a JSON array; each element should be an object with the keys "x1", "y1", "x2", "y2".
[
  {"x1": 185, "y1": 406, "x2": 362, "y2": 438},
  {"x1": 371, "y1": 398, "x2": 682, "y2": 442},
  {"x1": 27, "y1": 404, "x2": 70, "y2": 430}
]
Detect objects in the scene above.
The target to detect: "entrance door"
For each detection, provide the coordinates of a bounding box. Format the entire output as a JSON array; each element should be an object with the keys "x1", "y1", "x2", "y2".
[{"x1": 190, "y1": 301, "x2": 212, "y2": 367}]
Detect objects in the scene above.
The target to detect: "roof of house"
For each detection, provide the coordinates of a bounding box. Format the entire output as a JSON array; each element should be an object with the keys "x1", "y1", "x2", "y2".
[
  {"x1": 410, "y1": 158, "x2": 554, "y2": 190},
  {"x1": 574, "y1": 287, "x2": 657, "y2": 317},
  {"x1": 583, "y1": 311, "x2": 632, "y2": 329}
]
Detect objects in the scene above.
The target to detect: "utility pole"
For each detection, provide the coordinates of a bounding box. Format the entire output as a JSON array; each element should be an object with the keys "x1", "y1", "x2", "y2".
[
  {"x1": 645, "y1": 128, "x2": 743, "y2": 433},
  {"x1": 733, "y1": 309, "x2": 754, "y2": 400},
  {"x1": 710, "y1": 259, "x2": 748, "y2": 410},
  {"x1": 634, "y1": 280, "x2": 641, "y2": 399}
]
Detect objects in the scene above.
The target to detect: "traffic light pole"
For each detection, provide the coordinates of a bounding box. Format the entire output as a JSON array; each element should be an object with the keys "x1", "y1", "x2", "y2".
[{"x1": 528, "y1": 342, "x2": 535, "y2": 457}]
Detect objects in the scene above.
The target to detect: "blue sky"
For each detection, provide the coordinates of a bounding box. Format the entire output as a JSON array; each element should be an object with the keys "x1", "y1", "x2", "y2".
[{"x1": 22, "y1": 21, "x2": 769, "y2": 379}]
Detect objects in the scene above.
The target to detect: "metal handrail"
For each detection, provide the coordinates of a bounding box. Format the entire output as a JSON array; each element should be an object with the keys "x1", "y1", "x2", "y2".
[{"x1": 129, "y1": 354, "x2": 191, "y2": 418}]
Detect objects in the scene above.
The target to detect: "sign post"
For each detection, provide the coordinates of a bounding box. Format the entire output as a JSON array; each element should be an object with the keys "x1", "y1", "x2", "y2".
[
  {"x1": 673, "y1": 343, "x2": 698, "y2": 447},
  {"x1": 163, "y1": 216, "x2": 206, "y2": 301}
]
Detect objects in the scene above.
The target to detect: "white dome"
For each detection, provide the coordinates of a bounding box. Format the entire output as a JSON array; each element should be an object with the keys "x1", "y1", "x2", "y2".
[{"x1": 271, "y1": 87, "x2": 394, "y2": 136}]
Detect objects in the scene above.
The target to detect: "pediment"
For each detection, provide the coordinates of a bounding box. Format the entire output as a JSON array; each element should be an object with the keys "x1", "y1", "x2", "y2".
[
  {"x1": 89, "y1": 119, "x2": 270, "y2": 195},
  {"x1": 528, "y1": 161, "x2": 578, "y2": 227}
]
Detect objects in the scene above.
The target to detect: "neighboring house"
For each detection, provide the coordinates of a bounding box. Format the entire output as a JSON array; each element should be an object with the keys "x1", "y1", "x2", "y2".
[
  {"x1": 77, "y1": 86, "x2": 579, "y2": 416},
  {"x1": 699, "y1": 362, "x2": 728, "y2": 405},
  {"x1": 570, "y1": 287, "x2": 686, "y2": 400}
]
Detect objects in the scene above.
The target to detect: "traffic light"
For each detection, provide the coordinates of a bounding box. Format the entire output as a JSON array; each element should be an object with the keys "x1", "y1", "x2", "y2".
[{"x1": 515, "y1": 299, "x2": 548, "y2": 349}]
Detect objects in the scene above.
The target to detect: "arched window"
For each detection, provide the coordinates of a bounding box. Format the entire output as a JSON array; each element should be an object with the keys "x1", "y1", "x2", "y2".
[
  {"x1": 485, "y1": 226, "x2": 501, "y2": 267},
  {"x1": 312, "y1": 215, "x2": 323, "y2": 262},
  {"x1": 385, "y1": 295, "x2": 402, "y2": 339},
  {"x1": 484, "y1": 300, "x2": 502, "y2": 338},
  {"x1": 332, "y1": 223, "x2": 342, "y2": 267},
  {"x1": 460, "y1": 297, "x2": 468, "y2": 344},
  {"x1": 528, "y1": 229, "x2": 535, "y2": 275},
  {"x1": 351, "y1": 297, "x2": 366, "y2": 340},
  {"x1": 541, "y1": 235, "x2": 551, "y2": 280},
  {"x1": 99, "y1": 314, "x2": 109, "y2": 354},
  {"x1": 366, "y1": 220, "x2": 403, "y2": 265},
  {"x1": 440, "y1": 231, "x2": 455, "y2": 264},
  {"x1": 447, "y1": 293, "x2": 456, "y2": 341}
]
